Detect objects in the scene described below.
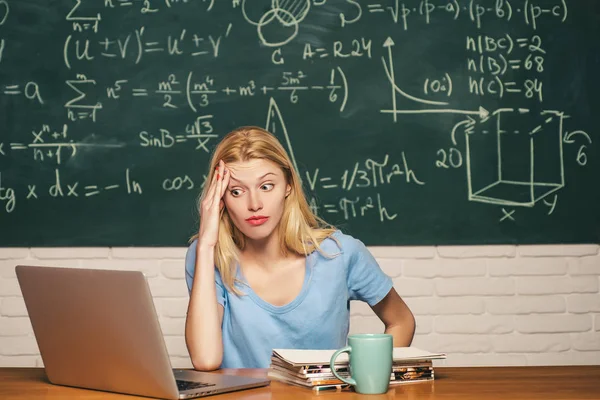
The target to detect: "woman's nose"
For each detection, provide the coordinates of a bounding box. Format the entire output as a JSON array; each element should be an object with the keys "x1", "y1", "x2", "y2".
[{"x1": 247, "y1": 191, "x2": 263, "y2": 212}]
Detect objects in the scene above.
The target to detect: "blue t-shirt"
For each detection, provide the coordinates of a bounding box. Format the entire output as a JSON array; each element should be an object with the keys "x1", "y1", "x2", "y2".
[{"x1": 184, "y1": 230, "x2": 393, "y2": 368}]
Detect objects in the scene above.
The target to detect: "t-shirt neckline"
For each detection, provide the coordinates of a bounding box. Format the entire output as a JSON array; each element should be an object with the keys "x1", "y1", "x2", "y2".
[{"x1": 236, "y1": 253, "x2": 314, "y2": 314}]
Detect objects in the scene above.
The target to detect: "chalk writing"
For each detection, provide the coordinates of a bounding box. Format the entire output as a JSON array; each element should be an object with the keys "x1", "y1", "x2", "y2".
[{"x1": 0, "y1": 0, "x2": 596, "y2": 246}]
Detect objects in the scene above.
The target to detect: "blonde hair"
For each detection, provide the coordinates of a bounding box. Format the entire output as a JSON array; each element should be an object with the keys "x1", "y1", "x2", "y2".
[{"x1": 191, "y1": 126, "x2": 337, "y2": 295}]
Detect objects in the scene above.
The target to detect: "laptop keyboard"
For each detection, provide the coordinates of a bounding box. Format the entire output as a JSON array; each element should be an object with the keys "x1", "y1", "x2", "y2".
[{"x1": 176, "y1": 379, "x2": 216, "y2": 391}]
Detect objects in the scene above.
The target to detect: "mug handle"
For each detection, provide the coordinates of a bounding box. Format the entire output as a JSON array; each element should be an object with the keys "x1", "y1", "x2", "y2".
[{"x1": 329, "y1": 346, "x2": 356, "y2": 386}]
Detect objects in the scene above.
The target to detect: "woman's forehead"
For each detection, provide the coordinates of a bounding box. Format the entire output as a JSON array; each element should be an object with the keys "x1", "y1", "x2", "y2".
[{"x1": 226, "y1": 159, "x2": 281, "y2": 180}]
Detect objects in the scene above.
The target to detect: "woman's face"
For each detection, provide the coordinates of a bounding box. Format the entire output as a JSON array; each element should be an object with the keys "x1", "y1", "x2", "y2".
[{"x1": 223, "y1": 158, "x2": 291, "y2": 242}]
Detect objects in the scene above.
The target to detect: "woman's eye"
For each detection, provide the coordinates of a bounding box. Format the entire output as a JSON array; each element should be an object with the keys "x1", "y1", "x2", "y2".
[
  {"x1": 261, "y1": 183, "x2": 274, "y2": 191},
  {"x1": 230, "y1": 189, "x2": 242, "y2": 197}
]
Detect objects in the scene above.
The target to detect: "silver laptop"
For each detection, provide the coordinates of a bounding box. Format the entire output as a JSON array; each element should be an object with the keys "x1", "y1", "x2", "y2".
[{"x1": 15, "y1": 265, "x2": 270, "y2": 399}]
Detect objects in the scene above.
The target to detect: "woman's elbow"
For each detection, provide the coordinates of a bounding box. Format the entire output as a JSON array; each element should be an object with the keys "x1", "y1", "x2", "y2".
[
  {"x1": 397, "y1": 307, "x2": 416, "y2": 345},
  {"x1": 191, "y1": 356, "x2": 222, "y2": 371},
  {"x1": 186, "y1": 337, "x2": 222, "y2": 371}
]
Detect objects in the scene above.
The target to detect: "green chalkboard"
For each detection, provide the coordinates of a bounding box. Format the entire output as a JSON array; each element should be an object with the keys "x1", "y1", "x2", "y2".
[{"x1": 0, "y1": 0, "x2": 598, "y2": 246}]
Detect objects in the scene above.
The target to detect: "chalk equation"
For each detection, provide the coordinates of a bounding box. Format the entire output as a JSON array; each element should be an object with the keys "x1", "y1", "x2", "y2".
[
  {"x1": 0, "y1": 0, "x2": 7, "y2": 64},
  {"x1": 246, "y1": 0, "x2": 567, "y2": 50},
  {"x1": 0, "y1": 0, "x2": 597, "y2": 246}
]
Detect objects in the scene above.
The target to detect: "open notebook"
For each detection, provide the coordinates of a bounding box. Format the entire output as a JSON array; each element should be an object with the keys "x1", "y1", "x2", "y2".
[{"x1": 272, "y1": 347, "x2": 446, "y2": 367}]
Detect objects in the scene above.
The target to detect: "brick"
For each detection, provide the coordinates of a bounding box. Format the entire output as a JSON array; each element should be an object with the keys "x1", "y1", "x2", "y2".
[
  {"x1": 437, "y1": 353, "x2": 527, "y2": 367},
  {"x1": 412, "y1": 334, "x2": 492, "y2": 353},
  {"x1": 571, "y1": 333, "x2": 600, "y2": 351},
  {"x1": 486, "y1": 296, "x2": 566, "y2": 315},
  {"x1": 0, "y1": 356, "x2": 38, "y2": 367},
  {"x1": 516, "y1": 277, "x2": 569, "y2": 295},
  {"x1": 403, "y1": 259, "x2": 486, "y2": 278},
  {"x1": 414, "y1": 316, "x2": 433, "y2": 334},
  {"x1": 159, "y1": 317, "x2": 186, "y2": 336},
  {"x1": 568, "y1": 256, "x2": 600, "y2": 275},
  {"x1": 492, "y1": 334, "x2": 570, "y2": 353},
  {"x1": 488, "y1": 258, "x2": 567, "y2": 276},
  {"x1": 111, "y1": 247, "x2": 187, "y2": 259},
  {"x1": 163, "y1": 336, "x2": 189, "y2": 357},
  {"x1": 80, "y1": 259, "x2": 160, "y2": 278},
  {"x1": 31, "y1": 248, "x2": 109, "y2": 259},
  {"x1": 0, "y1": 317, "x2": 33, "y2": 336},
  {"x1": 375, "y1": 259, "x2": 402, "y2": 278},
  {"x1": 435, "y1": 315, "x2": 513, "y2": 334},
  {"x1": 155, "y1": 298, "x2": 189, "y2": 318},
  {"x1": 437, "y1": 245, "x2": 515, "y2": 258},
  {"x1": 147, "y1": 278, "x2": 189, "y2": 298},
  {"x1": 368, "y1": 246, "x2": 435, "y2": 259},
  {"x1": 436, "y1": 278, "x2": 515, "y2": 296},
  {"x1": 392, "y1": 278, "x2": 434, "y2": 297},
  {"x1": 0, "y1": 297, "x2": 28, "y2": 317},
  {"x1": 567, "y1": 295, "x2": 600, "y2": 313},
  {"x1": 349, "y1": 301, "x2": 375, "y2": 317},
  {"x1": 516, "y1": 315, "x2": 592, "y2": 333},
  {"x1": 171, "y1": 357, "x2": 193, "y2": 369},
  {"x1": 0, "y1": 249, "x2": 29, "y2": 259},
  {"x1": 404, "y1": 297, "x2": 485, "y2": 316},
  {"x1": 0, "y1": 261, "x2": 23, "y2": 278},
  {"x1": 518, "y1": 245, "x2": 598, "y2": 257},
  {"x1": 596, "y1": 315, "x2": 600, "y2": 332},
  {"x1": 0, "y1": 336, "x2": 39, "y2": 355},
  {"x1": 571, "y1": 277, "x2": 599, "y2": 293},
  {"x1": 526, "y1": 352, "x2": 600, "y2": 366},
  {"x1": 402, "y1": 260, "x2": 437, "y2": 278},
  {"x1": 161, "y1": 260, "x2": 186, "y2": 279},
  {"x1": 436, "y1": 260, "x2": 487, "y2": 277},
  {"x1": 0, "y1": 279, "x2": 22, "y2": 296},
  {"x1": 349, "y1": 316, "x2": 384, "y2": 335},
  {"x1": 516, "y1": 277, "x2": 598, "y2": 295}
]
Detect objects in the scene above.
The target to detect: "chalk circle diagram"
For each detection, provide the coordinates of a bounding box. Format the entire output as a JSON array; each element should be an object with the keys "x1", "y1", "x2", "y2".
[{"x1": 241, "y1": 0, "x2": 311, "y2": 47}]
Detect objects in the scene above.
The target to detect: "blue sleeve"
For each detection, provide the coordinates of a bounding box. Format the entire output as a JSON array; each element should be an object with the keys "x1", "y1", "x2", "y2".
[
  {"x1": 345, "y1": 236, "x2": 393, "y2": 306},
  {"x1": 185, "y1": 239, "x2": 226, "y2": 307}
]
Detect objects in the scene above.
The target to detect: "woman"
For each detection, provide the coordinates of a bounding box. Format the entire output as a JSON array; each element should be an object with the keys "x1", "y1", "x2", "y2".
[{"x1": 185, "y1": 126, "x2": 415, "y2": 370}]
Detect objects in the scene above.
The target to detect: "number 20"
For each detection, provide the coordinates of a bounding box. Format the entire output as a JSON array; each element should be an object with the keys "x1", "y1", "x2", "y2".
[{"x1": 436, "y1": 148, "x2": 463, "y2": 168}]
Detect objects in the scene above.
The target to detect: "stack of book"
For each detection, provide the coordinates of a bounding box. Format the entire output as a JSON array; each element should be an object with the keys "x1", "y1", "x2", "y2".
[{"x1": 268, "y1": 347, "x2": 446, "y2": 392}]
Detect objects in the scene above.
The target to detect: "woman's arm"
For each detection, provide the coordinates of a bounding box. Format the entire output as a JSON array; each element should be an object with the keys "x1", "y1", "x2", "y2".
[
  {"x1": 185, "y1": 242, "x2": 225, "y2": 371},
  {"x1": 371, "y1": 288, "x2": 416, "y2": 347},
  {"x1": 185, "y1": 161, "x2": 230, "y2": 371}
]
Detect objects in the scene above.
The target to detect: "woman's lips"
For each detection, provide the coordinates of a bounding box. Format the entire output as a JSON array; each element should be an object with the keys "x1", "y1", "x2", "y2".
[{"x1": 246, "y1": 217, "x2": 269, "y2": 226}]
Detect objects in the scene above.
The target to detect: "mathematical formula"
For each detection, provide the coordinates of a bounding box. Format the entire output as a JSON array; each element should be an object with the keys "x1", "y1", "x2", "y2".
[{"x1": 0, "y1": 0, "x2": 596, "y2": 238}]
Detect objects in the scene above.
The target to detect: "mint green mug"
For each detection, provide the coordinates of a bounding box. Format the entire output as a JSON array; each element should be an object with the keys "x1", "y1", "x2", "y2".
[{"x1": 329, "y1": 334, "x2": 393, "y2": 394}]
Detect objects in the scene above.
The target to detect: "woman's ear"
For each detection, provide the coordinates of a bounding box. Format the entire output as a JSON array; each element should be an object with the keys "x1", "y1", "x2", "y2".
[{"x1": 285, "y1": 184, "x2": 292, "y2": 198}]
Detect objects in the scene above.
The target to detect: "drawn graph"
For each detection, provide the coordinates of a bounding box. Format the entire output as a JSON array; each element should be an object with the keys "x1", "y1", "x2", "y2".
[{"x1": 377, "y1": 35, "x2": 585, "y2": 211}]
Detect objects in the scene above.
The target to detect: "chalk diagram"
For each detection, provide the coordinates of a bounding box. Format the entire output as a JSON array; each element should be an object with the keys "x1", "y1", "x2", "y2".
[
  {"x1": 378, "y1": 37, "x2": 593, "y2": 214},
  {"x1": 465, "y1": 109, "x2": 565, "y2": 208},
  {"x1": 241, "y1": 0, "x2": 311, "y2": 47},
  {"x1": 264, "y1": 96, "x2": 301, "y2": 181}
]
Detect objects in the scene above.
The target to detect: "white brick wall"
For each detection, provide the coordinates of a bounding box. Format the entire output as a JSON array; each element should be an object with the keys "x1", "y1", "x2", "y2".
[{"x1": 1, "y1": 245, "x2": 599, "y2": 368}]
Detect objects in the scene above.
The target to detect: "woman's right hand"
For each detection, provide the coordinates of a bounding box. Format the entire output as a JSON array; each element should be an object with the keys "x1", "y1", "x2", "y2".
[{"x1": 198, "y1": 159, "x2": 230, "y2": 247}]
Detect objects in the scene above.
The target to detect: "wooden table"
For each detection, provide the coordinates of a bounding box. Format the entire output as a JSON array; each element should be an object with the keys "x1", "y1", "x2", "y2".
[{"x1": 1, "y1": 366, "x2": 599, "y2": 399}]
